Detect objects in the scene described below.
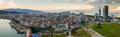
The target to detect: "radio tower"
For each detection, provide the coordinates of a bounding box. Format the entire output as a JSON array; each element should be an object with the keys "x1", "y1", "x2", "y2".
[{"x1": 98, "y1": 0, "x2": 102, "y2": 21}]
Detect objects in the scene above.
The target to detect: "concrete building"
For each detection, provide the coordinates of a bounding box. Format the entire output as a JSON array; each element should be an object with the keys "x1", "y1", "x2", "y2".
[
  {"x1": 94, "y1": 13, "x2": 99, "y2": 21},
  {"x1": 103, "y1": 5, "x2": 109, "y2": 21},
  {"x1": 79, "y1": 12, "x2": 85, "y2": 23}
]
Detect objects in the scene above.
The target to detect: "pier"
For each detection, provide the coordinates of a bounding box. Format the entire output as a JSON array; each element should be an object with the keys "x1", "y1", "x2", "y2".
[{"x1": 9, "y1": 22, "x2": 27, "y2": 34}]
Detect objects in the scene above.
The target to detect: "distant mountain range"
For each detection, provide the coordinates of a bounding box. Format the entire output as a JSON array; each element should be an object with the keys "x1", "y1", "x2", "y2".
[
  {"x1": 0, "y1": 8, "x2": 84, "y2": 14},
  {"x1": 0, "y1": 8, "x2": 45, "y2": 14},
  {"x1": 0, "y1": 10, "x2": 20, "y2": 14},
  {"x1": 0, "y1": 8, "x2": 96, "y2": 15},
  {"x1": 4, "y1": 8, "x2": 44, "y2": 13}
]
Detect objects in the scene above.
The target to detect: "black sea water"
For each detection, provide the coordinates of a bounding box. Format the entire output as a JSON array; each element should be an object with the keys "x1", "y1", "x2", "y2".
[{"x1": 0, "y1": 19, "x2": 24, "y2": 37}]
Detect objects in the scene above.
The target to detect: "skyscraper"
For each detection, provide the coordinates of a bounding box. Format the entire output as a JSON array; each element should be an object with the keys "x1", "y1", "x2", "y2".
[
  {"x1": 103, "y1": 5, "x2": 109, "y2": 21},
  {"x1": 99, "y1": 8, "x2": 101, "y2": 16},
  {"x1": 99, "y1": 7, "x2": 101, "y2": 21}
]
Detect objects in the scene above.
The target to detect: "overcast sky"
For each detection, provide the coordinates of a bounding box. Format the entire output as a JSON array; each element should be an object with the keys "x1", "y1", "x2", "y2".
[{"x1": 0, "y1": 0, "x2": 120, "y2": 17}]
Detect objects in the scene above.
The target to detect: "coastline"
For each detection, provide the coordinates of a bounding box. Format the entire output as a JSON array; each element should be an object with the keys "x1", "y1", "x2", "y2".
[
  {"x1": 9, "y1": 22, "x2": 27, "y2": 34},
  {"x1": 0, "y1": 19, "x2": 25, "y2": 37}
]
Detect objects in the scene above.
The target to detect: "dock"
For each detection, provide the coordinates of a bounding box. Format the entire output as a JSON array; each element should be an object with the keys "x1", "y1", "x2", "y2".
[{"x1": 9, "y1": 22, "x2": 27, "y2": 34}]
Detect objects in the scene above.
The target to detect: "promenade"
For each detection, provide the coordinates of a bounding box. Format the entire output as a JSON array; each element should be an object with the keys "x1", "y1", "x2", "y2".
[{"x1": 83, "y1": 22, "x2": 104, "y2": 37}]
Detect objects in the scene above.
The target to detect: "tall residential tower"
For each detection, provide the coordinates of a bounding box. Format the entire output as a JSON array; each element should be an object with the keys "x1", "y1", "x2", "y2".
[{"x1": 103, "y1": 5, "x2": 109, "y2": 21}]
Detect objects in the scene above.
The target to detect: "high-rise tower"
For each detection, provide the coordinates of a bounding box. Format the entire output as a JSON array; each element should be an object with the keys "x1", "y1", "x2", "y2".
[{"x1": 103, "y1": 5, "x2": 109, "y2": 21}]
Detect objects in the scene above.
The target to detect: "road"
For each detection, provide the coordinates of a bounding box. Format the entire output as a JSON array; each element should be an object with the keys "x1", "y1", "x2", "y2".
[{"x1": 83, "y1": 21, "x2": 104, "y2": 37}]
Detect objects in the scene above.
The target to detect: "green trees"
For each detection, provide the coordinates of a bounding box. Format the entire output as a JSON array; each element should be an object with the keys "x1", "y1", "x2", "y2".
[{"x1": 97, "y1": 23, "x2": 102, "y2": 28}]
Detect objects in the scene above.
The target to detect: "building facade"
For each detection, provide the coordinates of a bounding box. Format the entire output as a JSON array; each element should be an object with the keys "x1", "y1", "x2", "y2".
[{"x1": 103, "y1": 5, "x2": 109, "y2": 21}]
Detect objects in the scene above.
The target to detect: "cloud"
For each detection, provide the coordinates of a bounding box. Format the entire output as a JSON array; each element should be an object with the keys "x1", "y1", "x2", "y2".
[
  {"x1": 82, "y1": 0, "x2": 120, "y2": 13},
  {"x1": 117, "y1": 14, "x2": 120, "y2": 17},
  {"x1": 111, "y1": 0, "x2": 120, "y2": 4},
  {"x1": 53, "y1": 0, "x2": 80, "y2": 3},
  {"x1": 78, "y1": 5, "x2": 94, "y2": 10},
  {"x1": 0, "y1": 0, "x2": 119, "y2": 12},
  {"x1": 116, "y1": 6, "x2": 120, "y2": 10},
  {"x1": 0, "y1": 0, "x2": 4, "y2": 5},
  {"x1": 53, "y1": 0, "x2": 95, "y2": 4},
  {"x1": 0, "y1": 0, "x2": 21, "y2": 9},
  {"x1": 52, "y1": 0, "x2": 95, "y2": 10}
]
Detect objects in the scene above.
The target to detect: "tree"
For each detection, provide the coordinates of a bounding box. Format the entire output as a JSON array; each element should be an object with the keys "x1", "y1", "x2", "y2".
[{"x1": 97, "y1": 23, "x2": 102, "y2": 28}]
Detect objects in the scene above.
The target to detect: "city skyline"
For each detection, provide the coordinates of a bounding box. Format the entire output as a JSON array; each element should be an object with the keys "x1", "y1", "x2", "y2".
[
  {"x1": 0, "y1": 0, "x2": 120, "y2": 17},
  {"x1": 0, "y1": 0, "x2": 120, "y2": 37}
]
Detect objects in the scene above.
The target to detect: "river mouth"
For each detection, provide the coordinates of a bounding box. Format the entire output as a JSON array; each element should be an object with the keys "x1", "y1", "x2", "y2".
[{"x1": 0, "y1": 19, "x2": 24, "y2": 37}]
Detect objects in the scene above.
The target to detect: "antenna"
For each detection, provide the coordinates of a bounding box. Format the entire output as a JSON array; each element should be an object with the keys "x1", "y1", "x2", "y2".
[{"x1": 98, "y1": 0, "x2": 102, "y2": 21}]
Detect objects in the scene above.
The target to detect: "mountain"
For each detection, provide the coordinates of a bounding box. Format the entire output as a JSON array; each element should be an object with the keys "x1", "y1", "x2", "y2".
[
  {"x1": 3, "y1": 8, "x2": 44, "y2": 13},
  {"x1": 0, "y1": 10, "x2": 22, "y2": 14}
]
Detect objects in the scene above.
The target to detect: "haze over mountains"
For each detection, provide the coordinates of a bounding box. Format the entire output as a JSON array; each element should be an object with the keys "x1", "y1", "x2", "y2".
[
  {"x1": 0, "y1": 8, "x2": 85, "y2": 14},
  {"x1": 4, "y1": 8, "x2": 43, "y2": 13}
]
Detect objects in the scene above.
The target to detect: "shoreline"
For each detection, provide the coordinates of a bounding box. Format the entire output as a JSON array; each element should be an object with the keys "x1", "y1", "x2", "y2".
[{"x1": 9, "y1": 22, "x2": 27, "y2": 34}]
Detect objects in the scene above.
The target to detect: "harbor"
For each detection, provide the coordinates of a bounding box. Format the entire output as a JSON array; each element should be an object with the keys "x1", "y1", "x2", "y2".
[
  {"x1": 0, "y1": 19, "x2": 24, "y2": 37},
  {"x1": 9, "y1": 22, "x2": 27, "y2": 34}
]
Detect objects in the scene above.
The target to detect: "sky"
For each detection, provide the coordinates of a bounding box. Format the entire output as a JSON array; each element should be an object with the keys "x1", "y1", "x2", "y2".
[{"x1": 0, "y1": 0, "x2": 120, "y2": 17}]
